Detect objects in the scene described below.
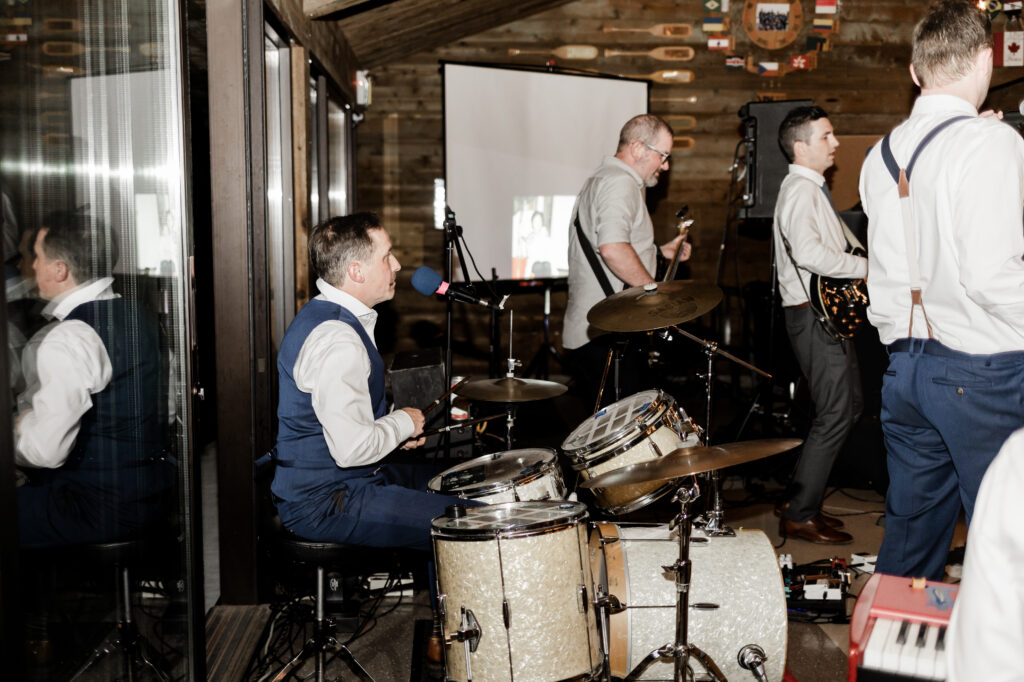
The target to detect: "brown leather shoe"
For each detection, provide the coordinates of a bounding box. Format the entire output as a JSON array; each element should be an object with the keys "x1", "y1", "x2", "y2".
[
  {"x1": 780, "y1": 516, "x2": 853, "y2": 545},
  {"x1": 774, "y1": 502, "x2": 844, "y2": 529}
]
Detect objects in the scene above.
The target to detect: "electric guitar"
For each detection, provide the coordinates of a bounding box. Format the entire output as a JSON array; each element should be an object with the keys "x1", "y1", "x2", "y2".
[{"x1": 808, "y1": 244, "x2": 869, "y2": 339}]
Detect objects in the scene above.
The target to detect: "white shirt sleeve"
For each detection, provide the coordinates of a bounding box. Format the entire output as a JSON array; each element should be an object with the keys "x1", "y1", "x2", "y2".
[
  {"x1": 15, "y1": 320, "x2": 112, "y2": 468},
  {"x1": 777, "y1": 177, "x2": 868, "y2": 280},
  {"x1": 293, "y1": 320, "x2": 415, "y2": 468},
  {"x1": 947, "y1": 429, "x2": 1024, "y2": 681}
]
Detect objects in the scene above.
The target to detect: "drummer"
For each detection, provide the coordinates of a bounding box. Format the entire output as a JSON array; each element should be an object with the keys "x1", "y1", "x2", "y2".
[
  {"x1": 270, "y1": 212, "x2": 480, "y2": 553},
  {"x1": 563, "y1": 114, "x2": 692, "y2": 404}
]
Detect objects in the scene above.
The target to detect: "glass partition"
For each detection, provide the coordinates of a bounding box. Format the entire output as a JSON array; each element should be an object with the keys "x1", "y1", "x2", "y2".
[{"x1": 1, "y1": 0, "x2": 200, "y2": 677}]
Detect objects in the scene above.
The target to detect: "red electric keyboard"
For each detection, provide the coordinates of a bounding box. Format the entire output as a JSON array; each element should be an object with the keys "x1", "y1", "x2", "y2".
[{"x1": 848, "y1": 573, "x2": 959, "y2": 682}]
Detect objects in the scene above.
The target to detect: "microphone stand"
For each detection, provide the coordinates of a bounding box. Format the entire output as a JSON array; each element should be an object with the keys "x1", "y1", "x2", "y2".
[{"x1": 443, "y1": 207, "x2": 474, "y2": 457}]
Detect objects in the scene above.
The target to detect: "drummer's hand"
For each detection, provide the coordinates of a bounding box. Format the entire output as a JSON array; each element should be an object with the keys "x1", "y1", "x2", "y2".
[
  {"x1": 659, "y1": 234, "x2": 692, "y2": 262},
  {"x1": 399, "y1": 407, "x2": 426, "y2": 449}
]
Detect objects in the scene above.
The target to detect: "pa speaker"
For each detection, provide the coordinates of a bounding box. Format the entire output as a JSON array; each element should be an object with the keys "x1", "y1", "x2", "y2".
[{"x1": 738, "y1": 99, "x2": 812, "y2": 222}]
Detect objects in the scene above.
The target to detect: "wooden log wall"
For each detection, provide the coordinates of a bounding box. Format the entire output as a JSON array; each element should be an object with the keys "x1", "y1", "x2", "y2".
[{"x1": 354, "y1": 0, "x2": 1023, "y2": 376}]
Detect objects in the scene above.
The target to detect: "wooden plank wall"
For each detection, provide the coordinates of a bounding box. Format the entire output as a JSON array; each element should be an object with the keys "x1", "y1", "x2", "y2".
[{"x1": 354, "y1": 0, "x2": 1021, "y2": 375}]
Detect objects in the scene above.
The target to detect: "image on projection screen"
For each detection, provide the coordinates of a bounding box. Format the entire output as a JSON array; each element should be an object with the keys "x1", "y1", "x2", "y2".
[
  {"x1": 443, "y1": 62, "x2": 649, "y2": 281},
  {"x1": 511, "y1": 195, "x2": 575, "y2": 279}
]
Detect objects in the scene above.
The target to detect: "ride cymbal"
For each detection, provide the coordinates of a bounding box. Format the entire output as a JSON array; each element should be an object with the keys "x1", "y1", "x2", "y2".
[
  {"x1": 580, "y1": 438, "x2": 802, "y2": 489},
  {"x1": 456, "y1": 377, "x2": 568, "y2": 403},
  {"x1": 587, "y1": 280, "x2": 723, "y2": 333}
]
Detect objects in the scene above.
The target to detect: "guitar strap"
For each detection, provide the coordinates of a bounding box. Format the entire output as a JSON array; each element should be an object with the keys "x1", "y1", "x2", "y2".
[
  {"x1": 778, "y1": 229, "x2": 848, "y2": 343},
  {"x1": 574, "y1": 212, "x2": 620, "y2": 297},
  {"x1": 879, "y1": 115, "x2": 971, "y2": 339}
]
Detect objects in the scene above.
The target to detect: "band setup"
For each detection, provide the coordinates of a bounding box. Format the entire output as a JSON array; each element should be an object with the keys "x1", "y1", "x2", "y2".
[{"x1": 422, "y1": 271, "x2": 801, "y2": 682}]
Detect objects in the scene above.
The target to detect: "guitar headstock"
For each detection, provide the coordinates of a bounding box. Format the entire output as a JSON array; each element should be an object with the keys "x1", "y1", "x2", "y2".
[{"x1": 675, "y1": 205, "x2": 694, "y2": 241}]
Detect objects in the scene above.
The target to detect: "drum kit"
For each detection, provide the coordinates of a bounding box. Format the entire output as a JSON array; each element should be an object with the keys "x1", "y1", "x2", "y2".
[{"x1": 424, "y1": 280, "x2": 802, "y2": 681}]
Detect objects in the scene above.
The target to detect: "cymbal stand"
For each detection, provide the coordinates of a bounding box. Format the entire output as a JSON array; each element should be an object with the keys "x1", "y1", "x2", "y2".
[
  {"x1": 625, "y1": 479, "x2": 725, "y2": 682},
  {"x1": 504, "y1": 313, "x2": 521, "y2": 448},
  {"x1": 669, "y1": 325, "x2": 771, "y2": 537}
]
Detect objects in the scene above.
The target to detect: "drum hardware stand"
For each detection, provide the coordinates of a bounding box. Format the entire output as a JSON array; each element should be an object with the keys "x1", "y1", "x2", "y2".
[
  {"x1": 442, "y1": 606, "x2": 481, "y2": 681},
  {"x1": 524, "y1": 280, "x2": 564, "y2": 380},
  {"x1": 625, "y1": 479, "x2": 726, "y2": 682},
  {"x1": 668, "y1": 325, "x2": 771, "y2": 537},
  {"x1": 595, "y1": 338, "x2": 627, "y2": 413}
]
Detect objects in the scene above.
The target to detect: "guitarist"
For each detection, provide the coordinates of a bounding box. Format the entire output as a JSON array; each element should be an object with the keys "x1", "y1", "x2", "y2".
[{"x1": 772, "y1": 104, "x2": 867, "y2": 545}]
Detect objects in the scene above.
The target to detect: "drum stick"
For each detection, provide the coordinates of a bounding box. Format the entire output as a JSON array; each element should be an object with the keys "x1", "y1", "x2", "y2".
[
  {"x1": 670, "y1": 325, "x2": 773, "y2": 378},
  {"x1": 420, "y1": 412, "x2": 504, "y2": 438},
  {"x1": 422, "y1": 376, "x2": 470, "y2": 415}
]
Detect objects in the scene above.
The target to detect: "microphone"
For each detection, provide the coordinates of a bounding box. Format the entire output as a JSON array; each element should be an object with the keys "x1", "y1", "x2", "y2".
[
  {"x1": 999, "y1": 99, "x2": 1024, "y2": 128},
  {"x1": 411, "y1": 266, "x2": 508, "y2": 310}
]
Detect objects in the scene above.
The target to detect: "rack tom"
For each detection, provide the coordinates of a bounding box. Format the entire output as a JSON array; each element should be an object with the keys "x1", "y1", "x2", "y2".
[{"x1": 561, "y1": 389, "x2": 699, "y2": 514}]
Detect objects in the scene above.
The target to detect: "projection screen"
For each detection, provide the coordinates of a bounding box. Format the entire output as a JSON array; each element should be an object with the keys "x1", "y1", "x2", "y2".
[{"x1": 442, "y1": 62, "x2": 649, "y2": 281}]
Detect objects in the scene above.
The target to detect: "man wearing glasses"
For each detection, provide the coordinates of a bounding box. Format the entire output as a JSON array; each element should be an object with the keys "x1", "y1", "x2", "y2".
[{"x1": 563, "y1": 114, "x2": 690, "y2": 406}]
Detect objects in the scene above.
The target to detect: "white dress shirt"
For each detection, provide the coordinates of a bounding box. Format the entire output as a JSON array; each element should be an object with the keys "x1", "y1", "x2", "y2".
[
  {"x1": 15, "y1": 277, "x2": 116, "y2": 468},
  {"x1": 773, "y1": 164, "x2": 867, "y2": 307},
  {"x1": 859, "y1": 94, "x2": 1024, "y2": 351},
  {"x1": 292, "y1": 278, "x2": 415, "y2": 468},
  {"x1": 947, "y1": 428, "x2": 1024, "y2": 681}
]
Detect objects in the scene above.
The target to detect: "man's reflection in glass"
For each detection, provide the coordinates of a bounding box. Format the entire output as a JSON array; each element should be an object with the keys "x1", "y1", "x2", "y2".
[{"x1": 15, "y1": 211, "x2": 173, "y2": 548}]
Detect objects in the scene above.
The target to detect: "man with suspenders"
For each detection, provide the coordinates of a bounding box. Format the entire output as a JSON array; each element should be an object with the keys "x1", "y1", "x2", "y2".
[{"x1": 859, "y1": 0, "x2": 1024, "y2": 580}]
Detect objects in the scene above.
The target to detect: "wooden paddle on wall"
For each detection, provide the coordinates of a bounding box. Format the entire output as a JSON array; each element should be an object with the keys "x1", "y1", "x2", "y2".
[
  {"x1": 508, "y1": 45, "x2": 598, "y2": 60},
  {"x1": 604, "y1": 23, "x2": 693, "y2": 38},
  {"x1": 604, "y1": 47, "x2": 695, "y2": 61},
  {"x1": 636, "y1": 70, "x2": 694, "y2": 84}
]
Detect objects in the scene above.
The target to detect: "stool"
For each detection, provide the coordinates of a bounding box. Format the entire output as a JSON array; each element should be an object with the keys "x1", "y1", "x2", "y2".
[
  {"x1": 268, "y1": 531, "x2": 387, "y2": 682},
  {"x1": 66, "y1": 538, "x2": 171, "y2": 681}
]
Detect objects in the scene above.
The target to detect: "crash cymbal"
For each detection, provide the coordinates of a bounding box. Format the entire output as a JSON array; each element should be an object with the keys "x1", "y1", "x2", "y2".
[
  {"x1": 587, "y1": 280, "x2": 723, "y2": 333},
  {"x1": 456, "y1": 376, "x2": 568, "y2": 403},
  {"x1": 580, "y1": 438, "x2": 802, "y2": 489}
]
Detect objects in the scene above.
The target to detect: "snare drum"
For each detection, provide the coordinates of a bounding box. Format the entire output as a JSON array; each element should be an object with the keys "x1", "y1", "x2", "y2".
[
  {"x1": 589, "y1": 523, "x2": 787, "y2": 681},
  {"x1": 427, "y1": 448, "x2": 567, "y2": 504},
  {"x1": 561, "y1": 390, "x2": 699, "y2": 514},
  {"x1": 432, "y1": 501, "x2": 602, "y2": 682}
]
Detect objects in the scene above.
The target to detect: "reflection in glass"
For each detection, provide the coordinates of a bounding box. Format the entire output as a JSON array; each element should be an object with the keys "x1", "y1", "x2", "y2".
[
  {"x1": 2, "y1": 0, "x2": 197, "y2": 677},
  {"x1": 327, "y1": 98, "x2": 350, "y2": 217}
]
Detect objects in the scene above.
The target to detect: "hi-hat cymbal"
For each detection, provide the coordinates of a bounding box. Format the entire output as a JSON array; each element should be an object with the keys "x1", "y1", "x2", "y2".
[
  {"x1": 587, "y1": 280, "x2": 723, "y2": 333},
  {"x1": 456, "y1": 376, "x2": 568, "y2": 403},
  {"x1": 580, "y1": 438, "x2": 802, "y2": 489}
]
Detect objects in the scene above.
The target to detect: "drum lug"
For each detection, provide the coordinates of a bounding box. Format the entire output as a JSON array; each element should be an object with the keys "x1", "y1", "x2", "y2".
[
  {"x1": 594, "y1": 594, "x2": 625, "y2": 614},
  {"x1": 578, "y1": 583, "x2": 589, "y2": 614},
  {"x1": 599, "y1": 536, "x2": 619, "y2": 545},
  {"x1": 444, "y1": 607, "x2": 482, "y2": 653},
  {"x1": 437, "y1": 593, "x2": 447, "y2": 620},
  {"x1": 690, "y1": 602, "x2": 720, "y2": 610},
  {"x1": 502, "y1": 598, "x2": 510, "y2": 629}
]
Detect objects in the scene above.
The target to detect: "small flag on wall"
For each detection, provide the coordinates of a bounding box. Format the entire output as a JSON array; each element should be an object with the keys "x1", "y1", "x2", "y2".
[
  {"x1": 815, "y1": 0, "x2": 838, "y2": 14},
  {"x1": 813, "y1": 17, "x2": 834, "y2": 33},
  {"x1": 708, "y1": 36, "x2": 732, "y2": 50},
  {"x1": 703, "y1": 16, "x2": 727, "y2": 32},
  {"x1": 703, "y1": 0, "x2": 730, "y2": 11},
  {"x1": 1006, "y1": 29, "x2": 1024, "y2": 66},
  {"x1": 757, "y1": 61, "x2": 780, "y2": 76},
  {"x1": 726, "y1": 56, "x2": 745, "y2": 69},
  {"x1": 789, "y1": 53, "x2": 816, "y2": 70},
  {"x1": 806, "y1": 34, "x2": 831, "y2": 51}
]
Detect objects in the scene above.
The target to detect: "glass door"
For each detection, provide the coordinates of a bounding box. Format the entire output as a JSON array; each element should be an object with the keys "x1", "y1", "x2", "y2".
[{"x1": 0, "y1": 0, "x2": 201, "y2": 678}]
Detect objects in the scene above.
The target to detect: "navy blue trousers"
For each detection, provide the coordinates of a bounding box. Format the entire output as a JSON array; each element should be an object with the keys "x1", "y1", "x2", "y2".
[
  {"x1": 877, "y1": 339, "x2": 1024, "y2": 580},
  {"x1": 278, "y1": 458, "x2": 482, "y2": 553}
]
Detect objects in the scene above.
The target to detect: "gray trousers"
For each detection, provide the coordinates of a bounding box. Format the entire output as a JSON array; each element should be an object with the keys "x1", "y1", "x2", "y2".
[{"x1": 782, "y1": 305, "x2": 863, "y2": 522}]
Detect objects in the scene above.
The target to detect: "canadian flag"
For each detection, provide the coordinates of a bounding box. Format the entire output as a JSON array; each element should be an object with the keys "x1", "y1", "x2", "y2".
[{"x1": 1006, "y1": 30, "x2": 1024, "y2": 67}]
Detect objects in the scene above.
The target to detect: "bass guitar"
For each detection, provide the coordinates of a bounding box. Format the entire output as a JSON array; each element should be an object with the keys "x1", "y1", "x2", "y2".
[{"x1": 808, "y1": 244, "x2": 869, "y2": 339}]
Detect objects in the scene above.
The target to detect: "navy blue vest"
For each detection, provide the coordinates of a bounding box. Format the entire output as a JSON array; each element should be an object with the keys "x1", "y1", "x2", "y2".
[
  {"x1": 273, "y1": 298, "x2": 386, "y2": 500},
  {"x1": 63, "y1": 298, "x2": 162, "y2": 473}
]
